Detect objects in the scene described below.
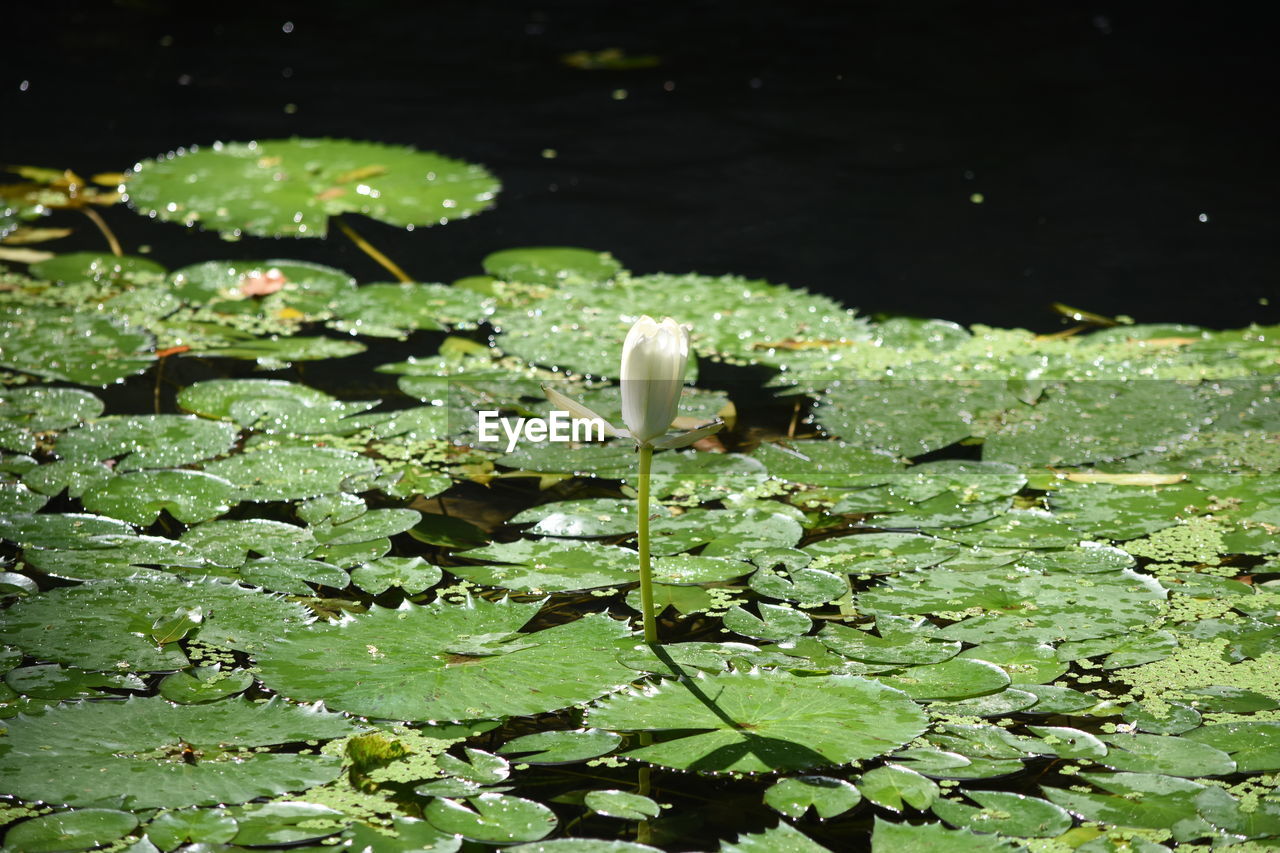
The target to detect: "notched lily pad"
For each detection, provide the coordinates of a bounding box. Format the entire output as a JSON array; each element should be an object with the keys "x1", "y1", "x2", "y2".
[{"x1": 587, "y1": 669, "x2": 928, "y2": 773}]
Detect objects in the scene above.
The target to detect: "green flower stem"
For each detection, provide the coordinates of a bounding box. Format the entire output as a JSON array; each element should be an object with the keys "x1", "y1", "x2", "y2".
[{"x1": 636, "y1": 443, "x2": 658, "y2": 645}]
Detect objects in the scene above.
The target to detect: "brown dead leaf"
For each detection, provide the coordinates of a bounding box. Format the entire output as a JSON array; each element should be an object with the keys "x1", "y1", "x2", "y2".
[
  {"x1": 333, "y1": 165, "x2": 388, "y2": 183},
  {"x1": 0, "y1": 246, "x2": 54, "y2": 264},
  {"x1": 1, "y1": 227, "x2": 73, "y2": 245}
]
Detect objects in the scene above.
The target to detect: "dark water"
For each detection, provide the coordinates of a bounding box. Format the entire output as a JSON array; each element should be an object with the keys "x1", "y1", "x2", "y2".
[{"x1": 4, "y1": 0, "x2": 1278, "y2": 331}]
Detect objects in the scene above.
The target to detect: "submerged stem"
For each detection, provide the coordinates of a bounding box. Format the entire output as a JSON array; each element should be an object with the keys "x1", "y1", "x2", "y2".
[
  {"x1": 81, "y1": 207, "x2": 122, "y2": 257},
  {"x1": 636, "y1": 443, "x2": 658, "y2": 645},
  {"x1": 334, "y1": 215, "x2": 413, "y2": 283}
]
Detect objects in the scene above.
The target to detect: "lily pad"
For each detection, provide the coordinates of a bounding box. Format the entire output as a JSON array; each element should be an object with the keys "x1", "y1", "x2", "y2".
[
  {"x1": 144, "y1": 808, "x2": 239, "y2": 849},
  {"x1": 158, "y1": 667, "x2": 256, "y2": 704},
  {"x1": 984, "y1": 380, "x2": 1208, "y2": 466},
  {"x1": 764, "y1": 776, "x2": 861, "y2": 819},
  {"x1": 931, "y1": 791, "x2": 1072, "y2": 838},
  {"x1": 4, "y1": 810, "x2": 140, "y2": 853},
  {"x1": 125, "y1": 138, "x2": 499, "y2": 238},
  {"x1": 860, "y1": 565, "x2": 1166, "y2": 643},
  {"x1": 256, "y1": 595, "x2": 636, "y2": 721},
  {"x1": 0, "y1": 575, "x2": 311, "y2": 671},
  {"x1": 202, "y1": 446, "x2": 379, "y2": 501},
  {"x1": 0, "y1": 696, "x2": 361, "y2": 808},
  {"x1": 856, "y1": 765, "x2": 939, "y2": 812},
  {"x1": 584, "y1": 790, "x2": 662, "y2": 820},
  {"x1": 55, "y1": 415, "x2": 239, "y2": 471},
  {"x1": 497, "y1": 729, "x2": 623, "y2": 765},
  {"x1": 328, "y1": 282, "x2": 492, "y2": 338},
  {"x1": 1097, "y1": 733, "x2": 1236, "y2": 776},
  {"x1": 482, "y1": 246, "x2": 623, "y2": 286},
  {"x1": 491, "y1": 272, "x2": 866, "y2": 378},
  {"x1": 424, "y1": 794, "x2": 556, "y2": 844},
  {"x1": 870, "y1": 817, "x2": 1023, "y2": 852},
  {"x1": 0, "y1": 305, "x2": 154, "y2": 385},
  {"x1": 178, "y1": 378, "x2": 382, "y2": 436},
  {"x1": 80, "y1": 469, "x2": 236, "y2": 524},
  {"x1": 873, "y1": 658, "x2": 1011, "y2": 700},
  {"x1": 814, "y1": 380, "x2": 1017, "y2": 458},
  {"x1": 587, "y1": 669, "x2": 928, "y2": 772}
]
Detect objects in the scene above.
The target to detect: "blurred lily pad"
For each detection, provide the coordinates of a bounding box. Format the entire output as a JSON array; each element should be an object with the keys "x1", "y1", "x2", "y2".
[{"x1": 482, "y1": 246, "x2": 623, "y2": 286}]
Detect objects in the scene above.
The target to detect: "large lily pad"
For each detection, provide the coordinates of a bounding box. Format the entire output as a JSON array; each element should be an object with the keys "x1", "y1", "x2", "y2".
[
  {"x1": 55, "y1": 415, "x2": 238, "y2": 471},
  {"x1": 0, "y1": 576, "x2": 312, "y2": 671},
  {"x1": 586, "y1": 669, "x2": 928, "y2": 772},
  {"x1": 125, "y1": 138, "x2": 499, "y2": 238},
  {"x1": 256, "y1": 596, "x2": 636, "y2": 721},
  {"x1": 178, "y1": 378, "x2": 383, "y2": 436},
  {"x1": 0, "y1": 696, "x2": 361, "y2": 808},
  {"x1": 202, "y1": 446, "x2": 380, "y2": 501},
  {"x1": 860, "y1": 565, "x2": 1166, "y2": 643},
  {"x1": 490, "y1": 273, "x2": 867, "y2": 377},
  {"x1": 983, "y1": 380, "x2": 1208, "y2": 466}
]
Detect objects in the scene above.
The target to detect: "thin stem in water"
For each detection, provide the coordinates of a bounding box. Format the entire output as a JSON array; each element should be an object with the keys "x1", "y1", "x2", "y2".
[
  {"x1": 334, "y1": 215, "x2": 414, "y2": 283},
  {"x1": 81, "y1": 207, "x2": 122, "y2": 258},
  {"x1": 636, "y1": 443, "x2": 658, "y2": 645}
]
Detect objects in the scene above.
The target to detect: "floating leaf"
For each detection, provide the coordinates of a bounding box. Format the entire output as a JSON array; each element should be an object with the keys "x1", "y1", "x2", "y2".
[
  {"x1": 718, "y1": 822, "x2": 831, "y2": 852},
  {"x1": 763, "y1": 776, "x2": 861, "y2": 819},
  {"x1": 931, "y1": 791, "x2": 1072, "y2": 838},
  {"x1": 860, "y1": 566, "x2": 1166, "y2": 644},
  {"x1": 350, "y1": 556, "x2": 442, "y2": 595},
  {"x1": 424, "y1": 794, "x2": 556, "y2": 844},
  {"x1": 873, "y1": 658, "x2": 1010, "y2": 700},
  {"x1": 497, "y1": 729, "x2": 622, "y2": 765},
  {"x1": 56, "y1": 415, "x2": 239, "y2": 471},
  {"x1": 329, "y1": 282, "x2": 492, "y2": 338},
  {"x1": 158, "y1": 666, "x2": 255, "y2": 704},
  {"x1": 125, "y1": 138, "x2": 499, "y2": 238},
  {"x1": 587, "y1": 669, "x2": 927, "y2": 772},
  {"x1": 145, "y1": 808, "x2": 239, "y2": 849},
  {"x1": 814, "y1": 380, "x2": 1017, "y2": 458},
  {"x1": 0, "y1": 305, "x2": 154, "y2": 385},
  {"x1": 1098, "y1": 733, "x2": 1235, "y2": 777},
  {"x1": 482, "y1": 246, "x2": 623, "y2": 286},
  {"x1": 983, "y1": 380, "x2": 1208, "y2": 466},
  {"x1": 1183, "y1": 721, "x2": 1280, "y2": 772},
  {"x1": 0, "y1": 696, "x2": 361, "y2": 808},
  {"x1": 80, "y1": 469, "x2": 236, "y2": 524},
  {"x1": 4, "y1": 664, "x2": 144, "y2": 699},
  {"x1": 584, "y1": 790, "x2": 662, "y2": 820},
  {"x1": 228, "y1": 802, "x2": 348, "y2": 846},
  {"x1": 0, "y1": 575, "x2": 311, "y2": 670},
  {"x1": 856, "y1": 765, "x2": 939, "y2": 812},
  {"x1": 870, "y1": 817, "x2": 1022, "y2": 852},
  {"x1": 203, "y1": 446, "x2": 379, "y2": 501},
  {"x1": 491, "y1": 273, "x2": 865, "y2": 377},
  {"x1": 178, "y1": 378, "x2": 382, "y2": 436},
  {"x1": 4, "y1": 810, "x2": 139, "y2": 853},
  {"x1": 256, "y1": 596, "x2": 635, "y2": 721}
]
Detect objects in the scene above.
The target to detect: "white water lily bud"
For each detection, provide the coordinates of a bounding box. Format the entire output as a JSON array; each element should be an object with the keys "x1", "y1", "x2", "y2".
[{"x1": 620, "y1": 315, "x2": 690, "y2": 445}]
